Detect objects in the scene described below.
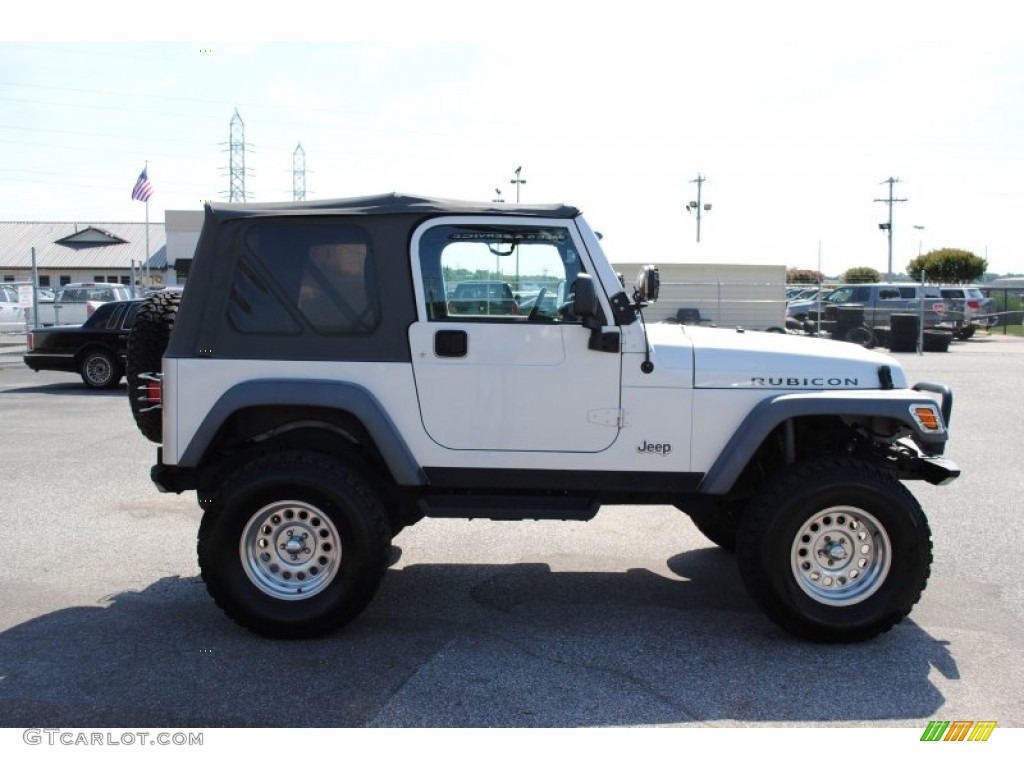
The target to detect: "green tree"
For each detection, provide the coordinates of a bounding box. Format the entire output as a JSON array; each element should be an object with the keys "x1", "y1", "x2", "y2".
[
  {"x1": 787, "y1": 269, "x2": 824, "y2": 284},
  {"x1": 843, "y1": 266, "x2": 881, "y2": 284},
  {"x1": 906, "y1": 248, "x2": 987, "y2": 283}
]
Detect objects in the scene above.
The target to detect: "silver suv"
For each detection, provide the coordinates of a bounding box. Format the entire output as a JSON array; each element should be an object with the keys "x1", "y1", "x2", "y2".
[{"x1": 939, "y1": 285, "x2": 996, "y2": 339}]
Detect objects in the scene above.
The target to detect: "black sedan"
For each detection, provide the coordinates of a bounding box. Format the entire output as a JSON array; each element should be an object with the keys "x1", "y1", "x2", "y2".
[{"x1": 23, "y1": 299, "x2": 142, "y2": 388}]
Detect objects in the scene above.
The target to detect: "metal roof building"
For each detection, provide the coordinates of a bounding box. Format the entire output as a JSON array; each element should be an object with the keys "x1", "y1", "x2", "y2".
[{"x1": 0, "y1": 221, "x2": 168, "y2": 286}]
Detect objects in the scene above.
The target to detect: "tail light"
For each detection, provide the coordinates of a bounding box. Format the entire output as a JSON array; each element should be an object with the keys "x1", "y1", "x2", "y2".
[
  {"x1": 136, "y1": 372, "x2": 163, "y2": 412},
  {"x1": 86, "y1": 302, "x2": 98, "y2": 317},
  {"x1": 27, "y1": 332, "x2": 34, "y2": 351},
  {"x1": 967, "y1": 300, "x2": 980, "y2": 310}
]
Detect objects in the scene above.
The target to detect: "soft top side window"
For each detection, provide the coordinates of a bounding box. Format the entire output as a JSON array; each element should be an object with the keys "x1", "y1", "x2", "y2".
[
  {"x1": 418, "y1": 223, "x2": 585, "y2": 324},
  {"x1": 227, "y1": 219, "x2": 381, "y2": 336}
]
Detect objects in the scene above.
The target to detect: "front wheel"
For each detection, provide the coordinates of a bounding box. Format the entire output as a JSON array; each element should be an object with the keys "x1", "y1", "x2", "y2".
[
  {"x1": 736, "y1": 458, "x2": 931, "y2": 643},
  {"x1": 198, "y1": 451, "x2": 392, "y2": 638}
]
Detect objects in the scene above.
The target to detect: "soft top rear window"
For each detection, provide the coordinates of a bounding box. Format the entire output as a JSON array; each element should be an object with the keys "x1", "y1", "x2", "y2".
[{"x1": 227, "y1": 219, "x2": 381, "y2": 336}]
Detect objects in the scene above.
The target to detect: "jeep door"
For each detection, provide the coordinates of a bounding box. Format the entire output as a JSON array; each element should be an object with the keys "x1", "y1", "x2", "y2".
[{"x1": 409, "y1": 219, "x2": 622, "y2": 452}]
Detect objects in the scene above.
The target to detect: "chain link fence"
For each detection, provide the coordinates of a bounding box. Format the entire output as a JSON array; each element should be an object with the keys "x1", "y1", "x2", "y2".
[{"x1": 980, "y1": 287, "x2": 1024, "y2": 334}]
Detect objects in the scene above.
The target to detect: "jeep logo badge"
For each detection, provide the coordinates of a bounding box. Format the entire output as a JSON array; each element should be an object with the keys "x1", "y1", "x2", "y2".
[{"x1": 637, "y1": 440, "x2": 672, "y2": 456}]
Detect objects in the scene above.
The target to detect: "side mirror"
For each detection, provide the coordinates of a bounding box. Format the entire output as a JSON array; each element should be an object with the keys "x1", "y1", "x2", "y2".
[
  {"x1": 572, "y1": 274, "x2": 602, "y2": 330},
  {"x1": 634, "y1": 265, "x2": 659, "y2": 303}
]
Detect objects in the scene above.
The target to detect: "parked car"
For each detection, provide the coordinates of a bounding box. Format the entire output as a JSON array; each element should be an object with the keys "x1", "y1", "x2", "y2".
[
  {"x1": 786, "y1": 282, "x2": 959, "y2": 333},
  {"x1": 447, "y1": 280, "x2": 519, "y2": 316},
  {"x1": 125, "y1": 193, "x2": 959, "y2": 643},
  {"x1": 939, "y1": 285, "x2": 997, "y2": 339},
  {"x1": 23, "y1": 299, "x2": 142, "y2": 388},
  {"x1": 0, "y1": 284, "x2": 23, "y2": 332}
]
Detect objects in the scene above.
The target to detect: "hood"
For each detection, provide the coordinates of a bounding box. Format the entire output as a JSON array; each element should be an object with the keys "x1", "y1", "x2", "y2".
[{"x1": 647, "y1": 324, "x2": 907, "y2": 390}]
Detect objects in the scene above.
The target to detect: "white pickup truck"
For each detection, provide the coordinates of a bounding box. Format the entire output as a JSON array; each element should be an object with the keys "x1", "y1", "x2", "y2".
[{"x1": 27, "y1": 282, "x2": 132, "y2": 327}]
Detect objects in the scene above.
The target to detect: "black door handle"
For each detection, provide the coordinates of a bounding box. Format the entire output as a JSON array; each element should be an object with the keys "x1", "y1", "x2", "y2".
[{"x1": 434, "y1": 329, "x2": 467, "y2": 358}]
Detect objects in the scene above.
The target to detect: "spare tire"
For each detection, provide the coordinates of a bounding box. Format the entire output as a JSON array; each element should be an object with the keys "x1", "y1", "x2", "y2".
[
  {"x1": 843, "y1": 324, "x2": 876, "y2": 348},
  {"x1": 126, "y1": 291, "x2": 182, "y2": 443}
]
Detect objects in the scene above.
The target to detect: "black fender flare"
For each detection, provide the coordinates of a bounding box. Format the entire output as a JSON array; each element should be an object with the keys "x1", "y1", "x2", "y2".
[
  {"x1": 177, "y1": 379, "x2": 425, "y2": 486},
  {"x1": 699, "y1": 390, "x2": 950, "y2": 495}
]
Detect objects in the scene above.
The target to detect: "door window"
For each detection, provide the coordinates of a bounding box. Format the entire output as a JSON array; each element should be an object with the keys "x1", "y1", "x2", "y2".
[{"x1": 418, "y1": 224, "x2": 584, "y2": 324}]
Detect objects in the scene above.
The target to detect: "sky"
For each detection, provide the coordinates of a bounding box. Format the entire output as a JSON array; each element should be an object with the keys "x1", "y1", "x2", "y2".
[{"x1": 2, "y1": 1, "x2": 1023, "y2": 278}]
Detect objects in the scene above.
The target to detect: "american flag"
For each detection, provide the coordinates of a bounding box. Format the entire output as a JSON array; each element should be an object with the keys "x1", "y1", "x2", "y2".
[{"x1": 131, "y1": 166, "x2": 154, "y2": 202}]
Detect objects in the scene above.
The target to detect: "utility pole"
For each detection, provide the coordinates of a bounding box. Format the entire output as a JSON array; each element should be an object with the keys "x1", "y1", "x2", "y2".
[
  {"x1": 686, "y1": 175, "x2": 712, "y2": 242},
  {"x1": 509, "y1": 166, "x2": 526, "y2": 202},
  {"x1": 874, "y1": 177, "x2": 907, "y2": 279}
]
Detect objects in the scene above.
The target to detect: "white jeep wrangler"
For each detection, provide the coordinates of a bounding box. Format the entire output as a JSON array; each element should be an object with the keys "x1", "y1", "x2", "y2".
[{"x1": 127, "y1": 194, "x2": 958, "y2": 643}]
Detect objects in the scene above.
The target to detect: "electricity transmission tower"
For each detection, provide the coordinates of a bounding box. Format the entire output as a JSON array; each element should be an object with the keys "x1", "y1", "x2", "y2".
[
  {"x1": 293, "y1": 143, "x2": 306, "y2": 201},
  {"x1": 223, "y1": 108, "x2": 251, "y2": 202}
]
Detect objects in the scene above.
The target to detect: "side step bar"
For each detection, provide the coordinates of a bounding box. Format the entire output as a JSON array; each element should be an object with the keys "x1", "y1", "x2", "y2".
[{"x1": 419, "y1": 495, "x2": 599, "y2": 521}]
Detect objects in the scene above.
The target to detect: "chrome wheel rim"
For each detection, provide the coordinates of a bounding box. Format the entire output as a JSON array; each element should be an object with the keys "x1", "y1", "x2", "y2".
[
  {"x1": 240, "y1": 501, "x2": 341, "y2": 600},
  {"x1": 85, "y1": 355, "x2": 112, "y2": 385},
  {"x1": 791, "y1": 506, "x2": 891, "y2": 606}
]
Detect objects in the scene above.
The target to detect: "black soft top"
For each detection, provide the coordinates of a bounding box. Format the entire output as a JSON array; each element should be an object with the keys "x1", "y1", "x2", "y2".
[{"x1": 206, "y1": 192, "x2": 580, "y2": 221}]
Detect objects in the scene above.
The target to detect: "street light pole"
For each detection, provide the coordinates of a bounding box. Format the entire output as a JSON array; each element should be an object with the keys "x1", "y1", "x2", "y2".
[
  {"x1": 913, "y1": 224, "x2": 925, "y2": 257},
  {"x1": 509, "y1": 167, "x2": 526, "y2": 289},
  {"x1": 686, "y1": 175, "x2": 711, "y2": 242},
  {"x1": 510, "y1": 166, "x2": 526, "y2": 203}
]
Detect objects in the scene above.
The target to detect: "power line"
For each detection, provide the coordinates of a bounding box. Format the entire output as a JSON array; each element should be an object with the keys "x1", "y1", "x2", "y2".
[{"x1": 0, "y1": 122, "x2": 214, "y2": 148}]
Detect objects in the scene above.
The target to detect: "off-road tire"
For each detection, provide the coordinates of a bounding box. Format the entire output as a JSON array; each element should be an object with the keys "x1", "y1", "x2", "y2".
[
  {"x1": 79, "y1": 348, "x2": 122, "y2": 389},
  {"x1": 923, "y1": 329, "x2": 953, "y2": 352},
  {"x1": 736, "y1": 457, "x2": 931, "y2": 643},
  {"x1": 198, "y1": 451, "x2": 392, "y2": 639},
  {"x1": 843, "y1": 324, "x2": 876, "y2": 348},
  {"x1": 126, "y1": 291, "x2": 181, "y2": 442}
]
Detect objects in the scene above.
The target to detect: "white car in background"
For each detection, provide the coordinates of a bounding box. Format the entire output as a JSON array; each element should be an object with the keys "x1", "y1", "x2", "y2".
[{"x1": 0, "y1": 284, "x2": 25, "y2": 332}]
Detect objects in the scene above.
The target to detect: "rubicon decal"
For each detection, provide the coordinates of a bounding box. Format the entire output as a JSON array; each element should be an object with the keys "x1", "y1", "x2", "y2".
[
  {"x1": 920, "y1": 720, "x2": 997, "y2": 741},
  {"x1": 637, "y1": 441, "x2": 672, "y2": 456},
  {"x1": 751, "y1": 376, "x2": 860, "y2": 387}
]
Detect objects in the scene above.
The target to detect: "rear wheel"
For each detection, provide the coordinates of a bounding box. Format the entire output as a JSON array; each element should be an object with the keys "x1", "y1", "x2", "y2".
[
  {"x1": 79, "y1": 349, "x2": 122, "y2": 389},
  {"x1": 736, "y1": 458, "x2": 931, "y2": 642},
  {"x1": 198, "y1": 451, "x2": 392, "y2": 638}
]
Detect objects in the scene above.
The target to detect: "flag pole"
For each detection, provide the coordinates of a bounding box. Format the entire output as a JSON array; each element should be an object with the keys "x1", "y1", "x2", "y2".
[
  {"x1": 145, "y1": 197, "x2": 150, "y2": 287},
  {"x1": 144, "y1": 159, "x2": 150, "y2": 287}
]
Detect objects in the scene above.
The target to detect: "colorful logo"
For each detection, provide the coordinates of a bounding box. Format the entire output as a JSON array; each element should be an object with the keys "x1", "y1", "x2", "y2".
[{"x1": 920, "y1": 720, "x2": 997, "y2": 742}]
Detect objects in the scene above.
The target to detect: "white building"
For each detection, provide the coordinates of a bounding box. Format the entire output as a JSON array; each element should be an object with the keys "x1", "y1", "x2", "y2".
[{"x1": 0, "y1": 220, "x2": 169, "y2": 289}]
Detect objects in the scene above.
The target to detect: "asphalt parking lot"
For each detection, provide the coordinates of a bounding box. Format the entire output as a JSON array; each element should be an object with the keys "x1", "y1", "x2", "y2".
[{"x1": 0, "y1": 331, "x2": 1022, "y2": 731}]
